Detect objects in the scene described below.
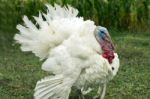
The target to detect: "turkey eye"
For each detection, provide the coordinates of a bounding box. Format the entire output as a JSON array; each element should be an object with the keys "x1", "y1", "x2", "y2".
[{"x1": 112, "y1": 67, "x2": 114, "y2": 70}]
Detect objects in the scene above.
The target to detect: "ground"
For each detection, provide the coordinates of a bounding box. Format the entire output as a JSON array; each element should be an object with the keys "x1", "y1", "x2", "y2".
[{"x1": 0, "y1": 30, "x2": 150, "y2": 99}]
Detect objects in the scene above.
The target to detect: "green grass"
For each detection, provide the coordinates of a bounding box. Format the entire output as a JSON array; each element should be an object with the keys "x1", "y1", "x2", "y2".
[{"x1": 0, "y1": 30, "x2": 150, "y2": 99}]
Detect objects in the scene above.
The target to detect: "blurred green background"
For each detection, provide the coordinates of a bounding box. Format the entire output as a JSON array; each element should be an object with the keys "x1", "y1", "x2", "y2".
[
  {"x1": 0, "y1": 0, "x2": 150, "y2": 99},
  {"x1": 0, "y1": 0, "x2": 150, "y2": 32}
]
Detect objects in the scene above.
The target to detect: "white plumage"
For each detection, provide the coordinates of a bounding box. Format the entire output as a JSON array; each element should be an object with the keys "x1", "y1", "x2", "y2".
[{"x1": 14, "y1": 4, "x2": 119, "y2": 99}]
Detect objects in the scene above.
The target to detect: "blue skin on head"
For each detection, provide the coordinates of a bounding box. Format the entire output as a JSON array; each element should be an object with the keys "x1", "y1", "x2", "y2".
[
  {"x1": 98, "y1": 30, "x2": 106, "y2": 40},
  {"x1": 97, "y1": 29, "x2": 114, "y2": 50}
]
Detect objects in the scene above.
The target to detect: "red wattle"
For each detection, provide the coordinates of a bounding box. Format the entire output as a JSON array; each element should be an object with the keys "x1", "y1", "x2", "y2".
[{"x1": 102, "y1": 51, "x2": 115, "y2": 64}]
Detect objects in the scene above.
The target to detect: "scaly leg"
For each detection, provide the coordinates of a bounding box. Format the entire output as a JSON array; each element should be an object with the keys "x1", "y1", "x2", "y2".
[
  {"x1": 93, "y1": 83, "x2": 107, "y2": 99},
  {"x1": 100, "y1": 83, "x2": 106, "y2": 99},
  {"x1": 77, "y1": 89, "x2": 85, "y2": 99}
]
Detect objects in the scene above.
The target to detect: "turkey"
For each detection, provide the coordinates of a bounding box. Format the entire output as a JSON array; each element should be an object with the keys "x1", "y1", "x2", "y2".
[{"x1": 14, "y1": 4, "x2": 120, "y2": 99}]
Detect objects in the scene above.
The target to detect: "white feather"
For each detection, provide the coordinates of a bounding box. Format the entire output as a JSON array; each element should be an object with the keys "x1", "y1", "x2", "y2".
[{"x1": 14, "y1": 4, "x2": 120, "y2": 99}]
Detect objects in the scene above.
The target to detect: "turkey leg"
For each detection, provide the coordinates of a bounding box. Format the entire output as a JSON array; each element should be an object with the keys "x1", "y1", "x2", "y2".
[{"x1": 77, "y1": 89, "x2": 85, "y2": 99}]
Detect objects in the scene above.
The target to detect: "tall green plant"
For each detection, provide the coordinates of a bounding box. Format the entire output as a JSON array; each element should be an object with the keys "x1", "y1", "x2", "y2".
[{"x1": 0, "y1": 0, "x2": 149, "y2": 32}]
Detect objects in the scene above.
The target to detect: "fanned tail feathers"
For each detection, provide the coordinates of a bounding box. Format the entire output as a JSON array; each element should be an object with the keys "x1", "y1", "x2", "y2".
[{"x1": 14, "y1": 4, "x2": 80, "y2": 60}]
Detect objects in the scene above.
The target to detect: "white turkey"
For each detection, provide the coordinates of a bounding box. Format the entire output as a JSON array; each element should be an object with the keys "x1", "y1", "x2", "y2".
[{"x1": 14, "y1": 4, "x2": 119, "y2": 99}]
